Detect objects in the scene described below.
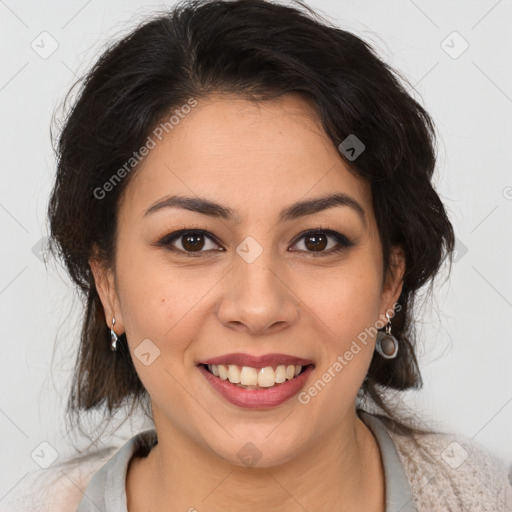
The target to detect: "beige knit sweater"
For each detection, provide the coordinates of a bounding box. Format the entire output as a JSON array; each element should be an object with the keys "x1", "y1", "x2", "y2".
[
  {"x1": 2, "y1": 428, "x2": 511, "y2": 511},
  {"x1": 387, "y1": 429, "x2": 512, "y2": 511}
]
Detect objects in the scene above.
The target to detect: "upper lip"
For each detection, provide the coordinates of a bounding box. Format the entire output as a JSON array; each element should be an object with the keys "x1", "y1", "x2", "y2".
[{"x1": 198, "y1": 353, "x2": 315, "y2": 368}]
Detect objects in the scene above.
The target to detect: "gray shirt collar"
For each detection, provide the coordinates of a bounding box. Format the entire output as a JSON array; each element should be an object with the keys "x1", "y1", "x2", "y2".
[{"x1": 358, "y1": 411, "x2": 417, "y2": 511}]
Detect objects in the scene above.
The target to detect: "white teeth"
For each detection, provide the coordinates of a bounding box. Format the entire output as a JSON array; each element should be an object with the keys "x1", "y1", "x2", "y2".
[
  {"x1": 240, "y1": 366, "x2": 258, "y2": 386},
  {"x1": 207, "y1": 363, "x2": 306, "y2": 387},
  {"x1": 257, "y1": 366, "x2": 275, "y2": 387},
  {"x1": 274, "y1": 365, "x2": 287, "y2": 383},
  {"x1": 227, "y1": 364, "x2": 241, "y2": 383},
  {"x1": 218, "y1": 364, "x2": 228, "y2": 380}
]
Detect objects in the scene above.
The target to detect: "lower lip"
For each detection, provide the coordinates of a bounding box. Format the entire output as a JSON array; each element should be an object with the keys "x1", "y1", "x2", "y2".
[{"x1": 198, "y1": 364, "x2": 314, "y2": 409}]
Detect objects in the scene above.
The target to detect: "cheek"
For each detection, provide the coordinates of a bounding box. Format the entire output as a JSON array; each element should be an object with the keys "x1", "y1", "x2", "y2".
[
  {"x1": 336, "y1": 275, "x2": 382, "y2": 338},
  {"x1": 295, "y1": 267, "x2": 382, "y2": 418},
  {"x1": 293, "y1": 255, "x2": 382, "y2": 390},
  {"x1": 114, "y1": 248, "x2": 220, "y2": 359},
  {"x1": 295, "y1": 258, "x2": 382, "y2": 339}
]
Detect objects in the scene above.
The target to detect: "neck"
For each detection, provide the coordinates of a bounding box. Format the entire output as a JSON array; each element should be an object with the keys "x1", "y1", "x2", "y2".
[{"x1": 127, "y1": 409, "x2": 385, "y2": 511}]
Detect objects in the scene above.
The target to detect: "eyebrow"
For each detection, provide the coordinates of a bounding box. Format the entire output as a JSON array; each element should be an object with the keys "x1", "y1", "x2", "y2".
[{"x1": 144, "y1": 192, "x2": 366, "y2": 226}]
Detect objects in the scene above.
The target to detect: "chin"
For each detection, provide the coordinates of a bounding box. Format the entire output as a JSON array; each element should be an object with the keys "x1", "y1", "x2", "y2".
[{"x1": 203, "y1": 425, "x2": 310, "y2": 469}]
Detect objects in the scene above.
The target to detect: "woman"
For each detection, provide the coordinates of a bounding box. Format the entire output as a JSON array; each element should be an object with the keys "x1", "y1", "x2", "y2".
[{"x1": 9, "y1": 0, "x2": 512, "y2": 510}]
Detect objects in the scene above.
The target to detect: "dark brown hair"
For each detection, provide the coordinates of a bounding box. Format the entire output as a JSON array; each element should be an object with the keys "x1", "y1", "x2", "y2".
[{"x1": 48, "y1": 0, "x2": 454, "y2": 435}]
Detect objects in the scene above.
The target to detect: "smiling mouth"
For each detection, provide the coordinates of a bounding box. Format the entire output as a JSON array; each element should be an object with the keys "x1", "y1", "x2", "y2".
[{"x1": 200, "y1": 363, "x2": 313, "y2": 389}]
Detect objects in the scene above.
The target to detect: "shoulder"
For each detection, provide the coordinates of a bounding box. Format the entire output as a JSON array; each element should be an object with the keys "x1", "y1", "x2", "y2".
[
  {"x1": 0, "y1": 445, "x2": 121, "y2": 512},
  {"x1": 388, "y1": 427, "x2": 512, "y2": 511}
]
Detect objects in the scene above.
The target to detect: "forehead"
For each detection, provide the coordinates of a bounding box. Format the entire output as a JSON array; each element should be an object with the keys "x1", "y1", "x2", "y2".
[{"x1": 118, "y1": 93, "x2": 373, "y2": 227}]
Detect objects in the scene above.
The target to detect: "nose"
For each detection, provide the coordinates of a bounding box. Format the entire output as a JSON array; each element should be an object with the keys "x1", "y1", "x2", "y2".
[{"x1": 216, "y1": 252, "x2": 299, "y2": 335}]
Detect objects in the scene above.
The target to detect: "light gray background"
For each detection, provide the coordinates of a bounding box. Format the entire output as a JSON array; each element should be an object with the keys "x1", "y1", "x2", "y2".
[{"x1": 1, "y1": 0, "x2": 511, "y2": 502}]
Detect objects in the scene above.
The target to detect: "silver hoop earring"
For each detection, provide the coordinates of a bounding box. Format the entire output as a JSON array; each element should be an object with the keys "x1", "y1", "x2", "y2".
[
  {"x1": 110, "y1": 317, "x2": 118, "y2": 352},
  {"x1": 375, "y1": 312, "x2": 398, "y2": 359}
]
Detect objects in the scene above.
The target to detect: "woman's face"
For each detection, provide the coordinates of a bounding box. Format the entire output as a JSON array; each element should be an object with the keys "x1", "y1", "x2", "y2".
[{"x1": 92, "y1": 93, "x2": 404, "y2": 467}]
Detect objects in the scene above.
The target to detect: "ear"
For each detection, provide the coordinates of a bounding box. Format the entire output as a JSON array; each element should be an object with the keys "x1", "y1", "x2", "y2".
[
  {"x1": 89, "y1": 248, "x2": 124, "y2": 335},
  {"x1": 379, "y1": 244, "x2": 406, "y2": 319}
]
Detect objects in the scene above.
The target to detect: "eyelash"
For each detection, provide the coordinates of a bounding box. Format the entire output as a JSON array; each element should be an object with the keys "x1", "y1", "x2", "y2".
[{"x1": 154, "y1": 227, "x2": 355, "y2": 258}]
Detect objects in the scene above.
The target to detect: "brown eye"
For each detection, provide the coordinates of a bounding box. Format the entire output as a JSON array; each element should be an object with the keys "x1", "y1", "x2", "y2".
[
  {"x1": 291, "y1": 229, "x2": 354, "y2": 256},
  {"x1": 303, "y1": 233, "x2": 328, "y2": 252},
  {"x1": 157, "y1": 230, "x2": 222, "y2": 255},
  {"x1": 181, "y1": 233, "x2": 206, "y2": 251}
]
